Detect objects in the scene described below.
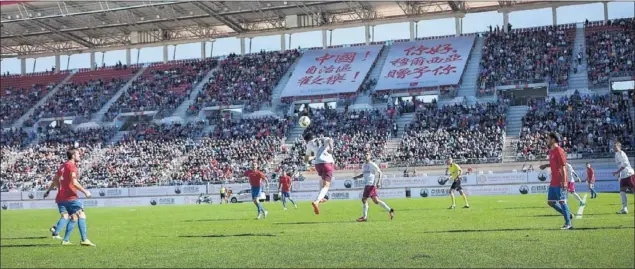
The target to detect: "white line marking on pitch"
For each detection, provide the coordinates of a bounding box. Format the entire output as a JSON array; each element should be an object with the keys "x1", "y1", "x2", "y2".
[{"x1": 575, "y1": 194, "x2": 588, "y2": 219}]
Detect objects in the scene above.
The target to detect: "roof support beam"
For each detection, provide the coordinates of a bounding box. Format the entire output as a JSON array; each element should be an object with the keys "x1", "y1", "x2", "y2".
[{"x1": 191, "y1": 1, "x2": 245, "y2": 33}]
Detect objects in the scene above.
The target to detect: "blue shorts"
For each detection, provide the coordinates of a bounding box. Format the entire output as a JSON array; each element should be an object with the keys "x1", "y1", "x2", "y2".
[
  {"x1": 547, "y1": 186, "x2": 568, "y2": 202},
  {"x1": 281, "y1": 192, "x2": 291, "y2": 198},
  {"x1": 57, "y1": 200, "x2": 83, "y2": 215},
  {"x1": 251, "y1": 186, "x2": 261, "y2": 200}
]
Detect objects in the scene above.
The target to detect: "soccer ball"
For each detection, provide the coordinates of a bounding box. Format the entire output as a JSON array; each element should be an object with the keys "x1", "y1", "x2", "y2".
[{"x1": 298, "y1": 116, "x2": 311, "y2": 128}]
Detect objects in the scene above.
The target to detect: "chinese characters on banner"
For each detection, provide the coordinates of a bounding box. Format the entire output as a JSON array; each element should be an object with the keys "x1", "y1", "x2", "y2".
[
  {"x1": 280, "y1": 46, "x2": 382, "y2": 98},
  {"x1": 375, "y1": 35, "x2": 476, "y2": 91}
]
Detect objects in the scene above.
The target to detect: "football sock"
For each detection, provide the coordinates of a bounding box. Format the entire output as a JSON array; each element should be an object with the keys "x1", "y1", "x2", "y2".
[
  {"x1": 561, "y1": 203, "x2": 572, "y2": 226},
  {"x1": 362, "y1": 202, "x2": 369, "y2": 218},
  {"x1": 462, "y1": 194, "x2": 469, "y2": 206},
  {"x1": 77, "y1": 218, "x2": 88, "y2": 242},
  {"x1": 63, "y1": 220, "x2": 76, "y2": 242},
  {"x1": 571, "y1": 192, "x2": 583, "y2": 202},
  {"x1": 315, "y1": 187, "x2": 329, "y2": 202},
  {"x1": 620, "y1": 192, "x2": 628, "y2": 210},
  {"x1": 282, "y1": 197, "x2": 287, "y2": 208},
  {"x1": 450, "y1": 193, "x2": 456, "y2": 206},
  {"x1": 590, "y1": 189, "x2": 597, "y2": 198},
  {"x1": 377, "y1": 201, "x2": 391, "y2": 212},
  {"x1": 256, "y1": 203, "x2": 263, "y2": 214},
  {"x1": 550, "y1": 203, "x2": 564, "y2": 215},
  {"x1": 54, "y1": 217, "x2": 69, "y2": 236},
  {"x1": 289, "y1": 198, "x2": 297, "y2": 206}
]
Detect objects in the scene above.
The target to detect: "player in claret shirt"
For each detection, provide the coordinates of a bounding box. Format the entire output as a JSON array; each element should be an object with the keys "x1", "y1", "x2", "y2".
[
  {"x1": 44, "y1": 148, "x2": 96, "y2": 246},
  {"x1": 585, "y1": 163, "x2": 597, "y2": 199},
  {"x1": 539, "y1": 133, "x2": 574, "y2": 230},
  {"x1": 352, "y1": 153, "x2": 394, "y2": 222},
  {"x1": 277, "y1": 171, "x2": 297, "y2": 210}
]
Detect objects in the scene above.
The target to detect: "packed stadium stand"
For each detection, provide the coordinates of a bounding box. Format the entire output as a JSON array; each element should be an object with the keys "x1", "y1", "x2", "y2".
[
  {"x1": 585, "y1": 18, "x2": 634, "y2": 88},
  {"x1": 189, "y1": 50, "x2": 299, "y2": 115},
  {"x1": 0, "y1": 72, "x2": 69, "y2": 127},
  {"x1": 1, "y1": 4, "x2": 634, "y2": 192}
]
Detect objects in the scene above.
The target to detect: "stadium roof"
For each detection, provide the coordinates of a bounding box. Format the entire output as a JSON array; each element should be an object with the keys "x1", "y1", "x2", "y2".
[{"x1": 0, "y1": 1, "x2": 596, "y2": 59}]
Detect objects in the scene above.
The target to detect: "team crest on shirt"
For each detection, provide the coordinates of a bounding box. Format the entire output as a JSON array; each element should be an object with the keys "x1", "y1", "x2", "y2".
[{"x1": 518, "y1": 185, "x2": 529, "y2": 195}]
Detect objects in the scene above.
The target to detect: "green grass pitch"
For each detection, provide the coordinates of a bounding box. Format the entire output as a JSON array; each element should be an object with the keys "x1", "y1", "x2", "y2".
[{"x1": 1, "y1": 194, "x2": 633, "y2": 268}]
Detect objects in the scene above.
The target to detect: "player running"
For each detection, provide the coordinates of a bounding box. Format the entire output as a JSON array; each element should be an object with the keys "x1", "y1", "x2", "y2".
[
  {"x1": 539, "y1": 133, "x2": 573, "y2": 230},
  {"x1": 447, "y1": 158, "x2": 469, "y2": 209},
  {"x1": 43, "y1": 148, "x2": 96, "y2": 246},
  {"x1": 585, "y1": 163, "x2": 597, "y2": 199},
  {"x1": 352, "y1": 153, "x2": 394, "y2": 222},
  {"x1": 278, "y1": 171, "x2": 297, "y2": 210},
  {"x1": 565, "y1": 163, "x2": 585, "y2": 207},
  {"x1": 245, "y1": 162, "x2": 268, "y2": 219},
  {"x1": 612, "y1": 142, "x2": 634, "y2": 214},
  {"x1": 303, "y1": 132, "x2": 335, "y2": 215}
]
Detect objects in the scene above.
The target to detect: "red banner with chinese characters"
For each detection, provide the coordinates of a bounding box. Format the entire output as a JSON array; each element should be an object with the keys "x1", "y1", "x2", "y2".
[
  {"x1": 375, "y1": 35, "x2": 475, "y2": 91},
  {"x1": 280, "y1": 45, "x2": 382, "y2": 98}
]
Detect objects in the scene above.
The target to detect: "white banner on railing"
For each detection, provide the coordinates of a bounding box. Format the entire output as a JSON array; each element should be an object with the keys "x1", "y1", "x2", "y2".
[
  {"x1": 375, "y1": 35, "x2": 475, "y2": 91},
  {"x1": 280, "y1": 45, "x2": 382, "y2": 98},
  {"x1": 0, "y1": 191, "x2": 22, "y2": 201}
]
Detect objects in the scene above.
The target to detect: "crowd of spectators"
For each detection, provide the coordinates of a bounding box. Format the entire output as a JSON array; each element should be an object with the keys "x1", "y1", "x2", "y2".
[
  {"x1": 517, "y1": 91, "x2": 634, "y2": 160},
  {"x1": 281, "y1": 108, "x2": 394, "y2": 170},
  {"x1": 31, "y1": 78, "x2": 127, "y2": 124},
  {"x1": 479, "y1": 25, "x2": 574, "y2": 92},
  {"x1": 391, "y1": 102, "x2": 508, "y2": 166},
  {"x1": 81, "y1": 122, "x2": 204, "y2": 188},
  {"x1": 1, "y1": 84, "x2": 55, "y2": 127},
  {"x1": 190, "y1": 50, "x2": 299, "y2": 115},
  {"x1": 106, "y1": 59, "x2": 218, "y2": 121},
  {"x1": 173, "y1": 117, "x2": 287, "y2": 183},
  {"x1": 585, "y1": 18, "x2": 634, "y2": 88},
  {"x1": 0, "y1": 128, "x2": 33, "y2": 149}
]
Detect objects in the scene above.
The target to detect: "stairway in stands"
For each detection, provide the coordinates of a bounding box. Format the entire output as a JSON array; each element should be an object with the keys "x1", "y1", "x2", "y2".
[
  {"x1": 502, "y1": 105, "x2": 529, "y2": 161},
  {"x1": 172, "y1": 66, "x2": 220, "y2": 119},
  {"x1": 91, "y1": 66, "x2": 148, "y2": 123},
  {"x1": 458, "y1": 35, "x2": 484, "y2": 100},
  {"x1": 285, "y1": 124, "x2": 305, "y2": 145},
  {"x1": 269, "y1": 57, "x2": 302, "y2": 113},
  {"x1": 352, "y1": 46, "x2": 391, "y2": 107},
  {"x1": 11, "y1": 71, "x2": 76, "y2": 129},
  {"x1": 567, "y1": 24, "x2": 590, "y2": 91},
  {"x1": 107, "y1": 131, "x2": 128, "y2": 146}
]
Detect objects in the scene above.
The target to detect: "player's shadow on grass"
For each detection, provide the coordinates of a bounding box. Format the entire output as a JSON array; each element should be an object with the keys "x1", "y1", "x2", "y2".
[
  {"x1": 275, "y1": 221, "x2": 364, "y2": 225},
  {"x1": 0, "y1": 236, "x2": 48, "y2": 240},
  {"x1": 179, "y1": 233, "x2": 277, "y2": 238},
  {"x1": 1, "y1": 243, "x2": 57, "y2": 248},
  {"x1": 526, "y1": 213, "x2": 616, "y2": 217},
  {"x1": 183, "y1": 218, "x2": 245, "y2": 222},
  {"x1": 426, "y1": 226, "x2": 633, "y2": 234}
]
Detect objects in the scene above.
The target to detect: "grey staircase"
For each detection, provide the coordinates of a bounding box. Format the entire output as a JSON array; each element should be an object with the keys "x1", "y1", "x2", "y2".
[
  {"x1": 505, "y1": 105, "x2": 529, "y2": 137},
  {"x1": 567, "y1": 24, "x2": 589, "y2": 91},
  {"x1": 459, "y1": 35, "x2": 484, "y2": 98},
  {"x1": 91, "y1": 66, "x2": 148, "y2": 123},
  {"x1": 285, "y1": 125, "x2": 305, "y2": 144},
  {"x1": 107, "y1": 131, "x2": 128, "y2": 146},
  {"x1": 171, "y1": 66, "x2": 219, "y2": 119},
  {"x1": 395, "y1": 112, "x2": 416, "y2": 138},
  {"x1": 11, "y1": 71, "x2": 76, "y2": 128},
  {"x1": 352, "y1": 47, "x2": 391, "y2": 107},
  {"x1": 270, "y1": 57, "x2": 302, "y2": 112}
]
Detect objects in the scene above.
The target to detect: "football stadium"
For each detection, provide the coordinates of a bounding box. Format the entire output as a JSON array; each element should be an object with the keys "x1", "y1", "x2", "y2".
[{"x1": 0, "y1": 1, "x2": 634, "y2": 268}]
